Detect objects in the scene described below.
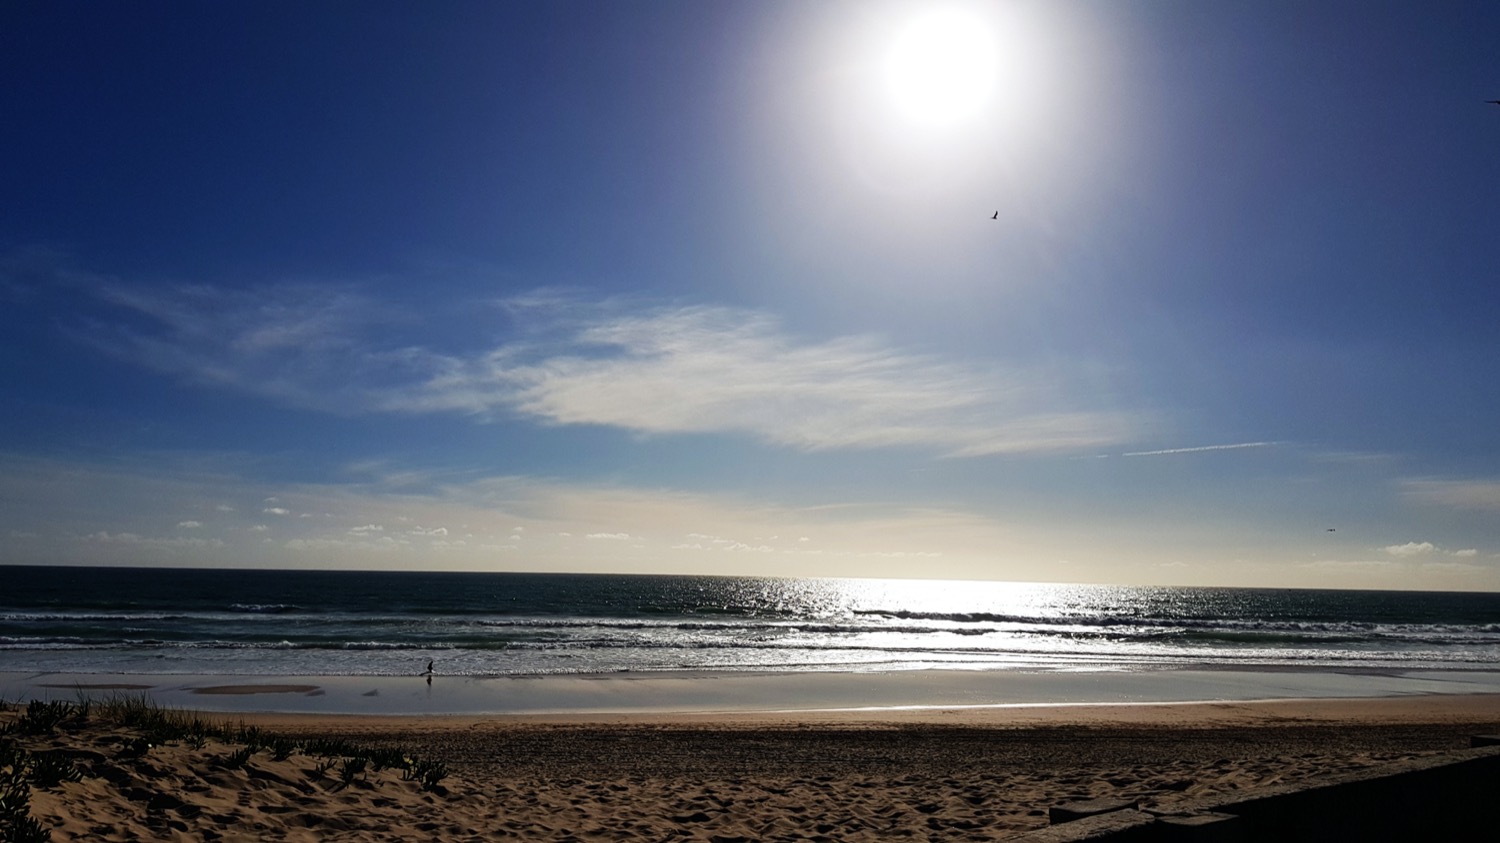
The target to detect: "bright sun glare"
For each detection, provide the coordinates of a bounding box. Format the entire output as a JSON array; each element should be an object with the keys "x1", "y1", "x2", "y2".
[{"x1": 881, "y1": 9, "x2": 999, "y2": 130}]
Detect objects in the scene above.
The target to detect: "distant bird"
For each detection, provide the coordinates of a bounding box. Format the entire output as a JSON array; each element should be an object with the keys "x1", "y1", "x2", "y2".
[
  {"x1": 424, "y1": 660, "x2": 434, "y2": 676},
  {"x1": 1489, "y1": 100, "x2": 1500, "y2": 106},
  {"x1": 991, "y1": 211, "x2": 998, "y2": 219},
  {"x1": 1326, "y1": 528, "x2": 1336, "y2": 532}
]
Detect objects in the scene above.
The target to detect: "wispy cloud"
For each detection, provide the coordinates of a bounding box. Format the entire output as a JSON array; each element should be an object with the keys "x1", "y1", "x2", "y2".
[
  {"x1": 70, "y1": 281, "x2": 1144, "y2": 457},
  {"x1": 407, "y1": 301, "x2": 1142, "y2": 456},
  {"x1": 77, "y1": 282, "x2": 436, "y2": 412},
  {"x1": 1402, "y1": 479, "x2": 1500, "y2": 512},
  {"x1": 83, "y1": 531, "x2": 225, "y2": 551}
]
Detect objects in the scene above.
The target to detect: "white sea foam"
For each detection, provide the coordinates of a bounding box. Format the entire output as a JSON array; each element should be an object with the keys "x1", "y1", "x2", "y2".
[{"x1": 4, "y1": 568, "x2": 1500, "y2": 680}]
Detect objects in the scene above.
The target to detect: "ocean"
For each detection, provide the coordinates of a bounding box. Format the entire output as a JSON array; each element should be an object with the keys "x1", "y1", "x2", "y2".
[{"x1": 4, "y1": 566, "x2": 1500, "y2": 680}]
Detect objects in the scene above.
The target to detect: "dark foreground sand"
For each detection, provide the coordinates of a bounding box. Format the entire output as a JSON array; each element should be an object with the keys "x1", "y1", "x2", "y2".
[{"x1": 13, "y1": 695, "x2": 1500, "y2": 842}]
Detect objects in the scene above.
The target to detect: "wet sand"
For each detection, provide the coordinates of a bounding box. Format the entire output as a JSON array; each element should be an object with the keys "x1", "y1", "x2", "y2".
[{"x1": 10, "y1": 666, "x2": 1500, "y2": 716}]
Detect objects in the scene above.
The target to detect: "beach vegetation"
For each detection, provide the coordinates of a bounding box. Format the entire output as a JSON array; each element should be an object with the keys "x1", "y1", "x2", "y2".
[
  {"x1": 94, "y1": 695, "x2": 214, "y2": 747},
  {"x1": 364, "y1": 747, "x2": 408, "y2": 772},
  {"x1": 337, "y1": 756, "x2": 368, "y2": 787},
  {"x1": 66, "y1": 693, "x2": 92, "y2": 724},
  {"x1": 118, "y1": 736, "x2": 154, "y2": 759},
  {"x1": 302, "y1": 736, "x2": 361, "y2": 758},
  {"x1": 405, "y1": 758, "x2": 450, "y2": 793},
  {"x1": 0, "y1": 778, "x2": 30, "y2": 820},
  {"x1": 3, "y1": 813, "x2": 51, "y2": 843},
  {"x1": 14, "y1": 701, "x2": 77, "y2": 736},
  {"x1": 0, "y1": 740, "x2": 23, "y2": 772},
  {"x1": 1, "y1": 736, "x2": 54, "y2": 842},
  {"x1": 232, "y1": 724, "x2": 265, "y2": 749},
  {"x1": 222, "y1": 746, "x2": 255, "y2": 769},
  {"x1": 23, "y1": 752, "x2": 84, "y2": 789},
  {"x1": 310, "y1": 757, "x2": 337, "y2": 780},
  {"x1": 2, "y1": 694, "x2": 457, "y2": 838},
  {"x1": 266, "y1": 736, "x2": 297, "y2": 761}
]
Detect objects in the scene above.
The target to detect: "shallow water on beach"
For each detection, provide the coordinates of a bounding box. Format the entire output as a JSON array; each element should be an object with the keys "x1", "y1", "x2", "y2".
[{"x1": 3, "y1": 566, "x2": 1499, "y2": 678}]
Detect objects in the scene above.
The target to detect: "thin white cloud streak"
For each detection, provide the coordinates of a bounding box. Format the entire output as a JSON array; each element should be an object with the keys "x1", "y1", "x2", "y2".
[
  {"x1": 77, "y1": 285, "x2": 1144, "y2": 457},
  {"x1": 84, "y1": 531, "x2": 224, "y2": 550},
  {"x1": 1120, "y1": 441, "x2": 1279, "y2": 458},
  {"x1": 1403, "y1": 479, "x2": 1500, "y2": 512}
]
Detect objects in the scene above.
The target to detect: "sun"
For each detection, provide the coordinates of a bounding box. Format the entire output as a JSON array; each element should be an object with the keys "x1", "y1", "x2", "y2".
[{"x1": 880, "y1": 9, "x2": 1000, "y2": 130}]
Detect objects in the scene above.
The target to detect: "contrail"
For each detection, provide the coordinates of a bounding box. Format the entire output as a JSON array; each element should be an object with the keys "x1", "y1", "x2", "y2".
[{"x1": 1121, "y1": 441, "x2": 1279, "y2": 457}]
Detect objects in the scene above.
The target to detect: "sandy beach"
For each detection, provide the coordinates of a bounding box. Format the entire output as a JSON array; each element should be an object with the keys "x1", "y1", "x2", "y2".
[{"x1": 8, "y1": 693, "x2": 1499, "y2": 842}]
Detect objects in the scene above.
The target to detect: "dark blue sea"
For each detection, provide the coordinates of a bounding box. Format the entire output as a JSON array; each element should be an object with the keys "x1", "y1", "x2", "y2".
[{"x1": 3, "y1": 566, "x2": 1500, "y2": 678}]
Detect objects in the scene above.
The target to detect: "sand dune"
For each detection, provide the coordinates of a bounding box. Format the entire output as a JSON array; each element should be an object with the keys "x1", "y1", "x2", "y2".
[{"x1": 7, "y1": 695, "x2": 1499, "y2": 841}]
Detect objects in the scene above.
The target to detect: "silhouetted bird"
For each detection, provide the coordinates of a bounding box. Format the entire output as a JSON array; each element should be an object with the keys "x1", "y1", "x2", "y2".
[
  {"x1": 1489, "y1": 100, "x2": 1500, "y2": 106},
  {"x1": 424, "y1": 660, "x2": 434, "y2": 675},
  {"x1": 991, "y1": 211, "x2": 998, "y2": 219},
  {"x1": 1327, "y1": 528, "x2": 1336, "y2": 532}
]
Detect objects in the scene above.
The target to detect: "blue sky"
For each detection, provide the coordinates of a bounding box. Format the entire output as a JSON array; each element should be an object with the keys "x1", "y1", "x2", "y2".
[{"x1": 3, "y1": 1, "x2": 1499, "y2": 589}]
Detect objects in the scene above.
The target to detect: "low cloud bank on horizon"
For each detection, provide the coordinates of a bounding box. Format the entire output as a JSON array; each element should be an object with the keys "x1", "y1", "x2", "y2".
[{"x1": 2, "y1": 452, "x2": 1496, "y2": 589}]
